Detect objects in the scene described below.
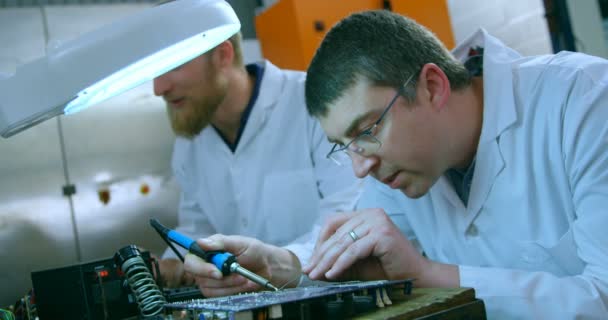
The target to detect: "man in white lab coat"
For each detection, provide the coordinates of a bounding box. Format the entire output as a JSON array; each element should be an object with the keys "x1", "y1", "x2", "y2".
[
  {"x1": 152, "y1": 32, "x2": 361, "y2": 288},
  {"x1": 183, "y1": 11, "x2": 608, "y2": 318}
]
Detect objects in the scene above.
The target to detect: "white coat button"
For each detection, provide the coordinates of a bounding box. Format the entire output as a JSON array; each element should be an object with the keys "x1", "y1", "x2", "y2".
[{"x1": 466, "y1": 224, "x2": 479, "y2": 237}]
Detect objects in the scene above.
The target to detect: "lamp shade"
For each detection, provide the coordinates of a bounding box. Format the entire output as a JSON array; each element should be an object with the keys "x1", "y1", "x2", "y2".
[{"x1": 0, "y1": 0, "x2": 241, "y2": 138}]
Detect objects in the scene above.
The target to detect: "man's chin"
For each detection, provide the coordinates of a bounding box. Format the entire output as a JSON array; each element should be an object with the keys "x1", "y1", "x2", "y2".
[
  {"x1": 399, "y1": 183, "x2": 429, "y2": 199},
  {"x1": 170, "y1": 116, "x2": 209, "y2": 139},
  {"x1": 174, "y1": 131, "x2": 196, "y2": 139},
  {"x1": 171, "y1": 124, "x2": 203, "y2": 139}
]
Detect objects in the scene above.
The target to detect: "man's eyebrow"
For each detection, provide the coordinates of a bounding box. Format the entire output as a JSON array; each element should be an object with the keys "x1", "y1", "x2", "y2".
[
  {"x1": 343, "y1": 111, "x2": 375, "y2": 137},
  {"x1": 326, "y1": 111, "x2": 376, "y2": 145}
]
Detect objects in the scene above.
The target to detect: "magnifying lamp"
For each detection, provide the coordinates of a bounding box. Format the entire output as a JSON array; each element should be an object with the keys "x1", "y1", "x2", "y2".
[{"x1": 0, "y1": 0, "x2": 240, "y2": 138}]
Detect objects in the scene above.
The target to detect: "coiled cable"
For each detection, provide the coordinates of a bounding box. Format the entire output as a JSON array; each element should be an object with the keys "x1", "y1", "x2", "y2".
[
  {"x1": 115, "y1": 245, "x2": 166, "y2": 317},
  {"x1": 0, "y1": 308, "x2": 15, "y2": 320}
]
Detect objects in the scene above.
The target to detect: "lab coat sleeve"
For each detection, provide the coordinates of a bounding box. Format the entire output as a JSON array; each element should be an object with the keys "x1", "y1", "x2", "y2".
[
  {"x1": 283, "y1": 115, "x2": 363, "y2": 265},
  {"x1": 461, "y1": 66, "x2": 608, "y2": 319},
  {"x1": 162, "y1": 163, "x2": 217, "y2": 259}
]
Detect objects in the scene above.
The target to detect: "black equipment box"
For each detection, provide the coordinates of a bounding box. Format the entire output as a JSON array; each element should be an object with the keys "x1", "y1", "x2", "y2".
[{"x1": 31, "y1": 251, "x2": 154, "y2": 320}]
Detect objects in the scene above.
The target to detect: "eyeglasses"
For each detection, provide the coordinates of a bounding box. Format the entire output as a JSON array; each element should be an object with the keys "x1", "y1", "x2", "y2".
[{"x1": 326, "y1": 73, "x2": 416, "y2": 166}]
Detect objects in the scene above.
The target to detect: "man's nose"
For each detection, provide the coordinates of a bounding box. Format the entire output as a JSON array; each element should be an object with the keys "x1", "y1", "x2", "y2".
[
  {"x1": 351, "y1": 153, "x2": 378, "y2": 178},
  {"x1": 153, "y1": 73, "x2": 172, "y2": 97}
]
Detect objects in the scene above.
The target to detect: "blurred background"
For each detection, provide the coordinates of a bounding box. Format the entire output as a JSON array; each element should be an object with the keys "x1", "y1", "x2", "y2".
[{"x1": 0, "y1": 0, "x2": 605, "y2": 307}]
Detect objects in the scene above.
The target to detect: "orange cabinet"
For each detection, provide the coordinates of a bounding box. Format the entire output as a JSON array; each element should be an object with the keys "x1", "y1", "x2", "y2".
[{"x1": 255, "y1": 0, "x2": 455, "y2": 71}]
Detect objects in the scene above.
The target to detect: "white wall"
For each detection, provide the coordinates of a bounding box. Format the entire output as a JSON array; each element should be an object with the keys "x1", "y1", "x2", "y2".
[{"x1": 448, "y1": 0, "x2": 553, "y2": 55}]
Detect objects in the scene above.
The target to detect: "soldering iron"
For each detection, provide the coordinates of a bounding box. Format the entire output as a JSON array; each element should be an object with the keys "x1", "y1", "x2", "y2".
[{"x1": 150, "y1": 218, "x2": 279, "y2": 291}]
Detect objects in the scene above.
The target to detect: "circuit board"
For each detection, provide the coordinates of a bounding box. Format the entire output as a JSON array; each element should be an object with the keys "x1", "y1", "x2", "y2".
[{"x1": 167, "y1": 279, "x2": 413, "y2": 320}]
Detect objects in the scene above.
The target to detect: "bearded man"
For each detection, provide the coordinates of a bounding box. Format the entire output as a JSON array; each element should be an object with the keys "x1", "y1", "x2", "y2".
[{"x1": 152, "y1": 32, "x2": 361, "y2": 289}]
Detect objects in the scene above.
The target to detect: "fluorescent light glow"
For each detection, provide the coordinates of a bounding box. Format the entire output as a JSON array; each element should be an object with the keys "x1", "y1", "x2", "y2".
[{"x1": 64, "y1": 24, "x2": 239, "y2": 114}]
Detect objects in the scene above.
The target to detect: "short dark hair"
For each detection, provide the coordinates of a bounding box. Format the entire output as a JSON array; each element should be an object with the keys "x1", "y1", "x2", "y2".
[{"x1": 305, "y1": 10, "x2": 471, "y2": 118}]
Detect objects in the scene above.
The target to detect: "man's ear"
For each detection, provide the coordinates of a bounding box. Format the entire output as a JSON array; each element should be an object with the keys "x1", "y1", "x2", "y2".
[
  {"x1": 210, "y1": 40, "x2": 235, "y2": 68},
  {"x1": 418, "y1": 63, "x2": 450, "y2": 111}
]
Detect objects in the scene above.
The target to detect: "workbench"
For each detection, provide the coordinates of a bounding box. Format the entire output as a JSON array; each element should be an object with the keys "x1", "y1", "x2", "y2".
[{"x1": 355, "y1": 287, "x2": 486, "y2": 320}]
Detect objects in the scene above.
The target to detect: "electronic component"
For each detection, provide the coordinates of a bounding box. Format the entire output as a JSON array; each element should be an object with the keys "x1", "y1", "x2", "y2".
[
  {"x1": 0, "y1": 308, "x2": 15, "y2": 320},
  {"x1": 166, "y1": 279, "x2": 412, "y2": 320},
  {"x1": 114, "y1": 245, "x2": 166, "y2": 317},
  {"x1": 31, "y1": 251, "x2": 412, "y2": 320},
  {"x1": 164, "y1": 286, "x2": 205, "y2": 302},
  {"x1": 30, "y1": 247, "x2": 159, "y2": 320}
]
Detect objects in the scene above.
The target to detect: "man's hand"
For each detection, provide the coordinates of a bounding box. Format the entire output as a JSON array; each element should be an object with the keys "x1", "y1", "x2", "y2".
[
  {"x1": 302, "y1": 208, "x2": 459, "y2": 288},
  {"x1": 158, "y1": 258, "x2": 195, "y2": 288},
  {"x1": 183, "y1": 234, "x2": 302, "y2": 297}
]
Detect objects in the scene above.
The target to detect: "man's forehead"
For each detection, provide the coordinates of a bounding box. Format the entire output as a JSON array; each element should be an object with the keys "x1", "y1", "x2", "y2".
[{"x1": 319, "y1": 79, "x2": 374, "y2": 140}]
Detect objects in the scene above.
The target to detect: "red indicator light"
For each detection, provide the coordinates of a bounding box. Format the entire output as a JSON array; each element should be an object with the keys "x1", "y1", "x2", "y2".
[{"x1": 98, "y1": 270, "x2": 109, "y2": 278}]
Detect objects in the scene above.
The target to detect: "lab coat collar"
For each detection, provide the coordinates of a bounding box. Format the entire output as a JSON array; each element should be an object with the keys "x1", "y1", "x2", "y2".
[
  {"x1": 438, "y1": 29, "x2": 521, "y2": 228},
  {"x1": 254, "y1": 60, "x2": 284, "y2": 111},
  {"x1": 453, "y1": 28, "x2": 521, "y2": 144},
  {"x1": 234, "y1": 60, "x2": 285, "y2": 153}
]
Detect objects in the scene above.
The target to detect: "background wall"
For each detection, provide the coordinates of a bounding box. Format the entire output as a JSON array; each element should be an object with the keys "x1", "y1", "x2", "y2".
[
  {"x1": 565, "y1": 0, "x2": 608, "y2": 58},
  {"x1": 448, "y1": 0, "x2": 552, "y2": 55}
]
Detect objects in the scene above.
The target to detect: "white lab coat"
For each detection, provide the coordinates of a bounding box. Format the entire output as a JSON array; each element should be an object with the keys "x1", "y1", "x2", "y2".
[
  {"x1": 166, "y1": 60, "x2": 361, "y2": 264},
  {"x1": 357, "y1": 29, "x2": 608, "y2": 319}
]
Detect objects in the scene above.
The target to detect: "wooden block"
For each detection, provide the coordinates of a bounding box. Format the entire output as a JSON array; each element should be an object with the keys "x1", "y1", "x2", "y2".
[{"x1": 353, "y1": 287, "x2": 487, "y2": 320}]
